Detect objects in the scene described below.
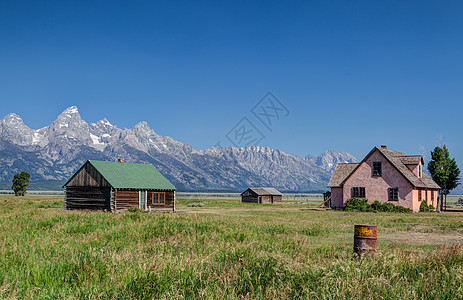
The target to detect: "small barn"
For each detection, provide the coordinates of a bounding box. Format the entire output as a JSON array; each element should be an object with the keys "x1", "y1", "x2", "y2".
[
  {"x1": 63, "y1": 160, "x2": 176, "y2": 212},
  {"x1": 241, "y1": 187, "x2": 283, "y2": 203}
]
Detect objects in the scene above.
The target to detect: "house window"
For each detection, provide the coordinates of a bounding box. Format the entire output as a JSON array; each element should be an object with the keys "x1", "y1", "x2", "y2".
[
  {"x1": 425, "y1": 189, "x2": 428, "y2": 202},
  {"x1": 418, "y1": 189, "x2": 422, "y2": 202},
  {"x1": 419, "y1": 165, "x2": 422, "y2": 178},
  {"x1": 388, "y1": 187, "x2": 399, "y2": 201},
  {"x1": 351, "y1": 187, "x2": 366, "y2": 198},
  {"x1": 373, "y1": 162, "x2": 382, "y2": 176},
  {"x1": 431, "y1": 190, "x2": 434, "y2": 202},
  {"x1": 153, "y1": 192, "x2": 165, "y2": 205}
]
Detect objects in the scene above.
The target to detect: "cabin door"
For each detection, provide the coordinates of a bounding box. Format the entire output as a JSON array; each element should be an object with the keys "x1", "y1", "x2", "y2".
[
  {"x1": 258, "y1": 196, "x2": 262, "y2": 203},
  {"x1": 139, "y1": 190, "x2": 147, "y2": 210}
]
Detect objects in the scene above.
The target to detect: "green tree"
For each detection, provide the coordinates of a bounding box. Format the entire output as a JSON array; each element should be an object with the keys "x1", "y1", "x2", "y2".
[
  {"x1": 428, "y1": 145, "x2": 460, "y2": 211},
  {"x1": 12, "y1": 171, "x2": 30, "y2": 196}
]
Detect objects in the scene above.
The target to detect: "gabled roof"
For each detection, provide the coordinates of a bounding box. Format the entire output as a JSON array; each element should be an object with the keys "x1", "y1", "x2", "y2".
[
  {"x1": 378, "y1": 148, "x2": 439, "y2": 189},
  {"x1": 328, "y1": 146, "x2": 440, "y2": 189},
  {"x1": 327, "y1": 163, "x2": 359, "y2": 187},
  {"x1": 242, "y1": 187, "x2": 282, "y2": 196},
  {"x1": 65, "y1": 160, "x2": 176, "y2": 190}
]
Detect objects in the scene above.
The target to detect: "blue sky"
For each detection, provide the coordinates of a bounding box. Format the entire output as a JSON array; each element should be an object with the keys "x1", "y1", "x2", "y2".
[{"x1": 0, "y1": 0, "x2": 462, "y2": 165}]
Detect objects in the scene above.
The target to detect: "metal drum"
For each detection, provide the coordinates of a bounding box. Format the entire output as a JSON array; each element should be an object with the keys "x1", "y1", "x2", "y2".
[{"x1": 354, "y1": 225, "x2": 377, "y2": 256}]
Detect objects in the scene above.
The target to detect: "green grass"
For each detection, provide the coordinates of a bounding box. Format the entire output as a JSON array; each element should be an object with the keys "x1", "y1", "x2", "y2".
[{"x1": 0, "y1": 195, "x2": 463, "y2": 299}]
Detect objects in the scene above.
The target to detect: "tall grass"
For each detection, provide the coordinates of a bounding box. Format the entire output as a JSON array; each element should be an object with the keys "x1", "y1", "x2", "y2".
[{"x1": 0, "y1": 195, "x2": 462, "y2": 299}]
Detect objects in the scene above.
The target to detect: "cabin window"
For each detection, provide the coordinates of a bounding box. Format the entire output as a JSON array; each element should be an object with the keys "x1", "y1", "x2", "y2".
[
  {"x1": 425, "y1": 189, "x2": 428, "y2": 202},
  {"x1": 431, "y1": 190, "x2": 434, "y2": 202},
  {"x1": 388, "y1": 187, "x2": 399, "y2": 201},
  {"x1": 351, "y1": 187, "x2": 366, "y2": 198},
  {"x1": 418, "y1": 189, "x2": 422, "y2": 201},
  {"x1": 373, "y1": 162, "x2": 382, "y2": 176},
  {"x1": 419, "y1": 164, "x2": 422, "y2": 178},
  {"x1": 153, "y1": 192, "x2": 165, "y2": 205}
]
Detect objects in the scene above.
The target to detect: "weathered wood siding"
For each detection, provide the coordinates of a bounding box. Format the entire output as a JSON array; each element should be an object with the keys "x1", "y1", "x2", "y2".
[
  {"x1": 242, "y1": 194, "x2": 282, "y2": 203},
  {"x1": 64, "y1": 186, "x2": 111, "y2": 210},
  {"x1": 242, "y1": 195, "x2": 259, "y2": 203},
  {"x1": 64, "y1": 162, "x2": 112, "y2": 211},
  {"x1": 148, "y1": 190, "x2": 175, "y2": 210},
  {"x1": 260, "y1": 195, "x2": 272, "y2": 204},
  {"x1": 66, "y1": 162, "x2": 110, "y2": 187},
  {"x1": 114, "y1": 189, "x2": 139, "y2": 210},
  {"x1": 242, "y1": 189, "x2": 258, "y2": 203},
  {"x1": 272, "y1": 195, "x2": 282, "y2": 203},
  {"x1": 114, "y1": 189, "x2": 175, "y2": 211}
]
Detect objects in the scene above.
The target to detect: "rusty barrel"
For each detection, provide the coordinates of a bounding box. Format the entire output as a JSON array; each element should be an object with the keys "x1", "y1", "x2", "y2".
[{"x1": 353, "y1": 225, "x2": 377, "y2": 256}]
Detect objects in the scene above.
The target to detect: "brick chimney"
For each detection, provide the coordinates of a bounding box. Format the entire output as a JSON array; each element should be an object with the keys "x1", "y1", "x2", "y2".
[
  {"x1": 380, "y1": 145, "x2": 387, "y2": 149},
  {"x1": 117, "y1": 158, "x2": 125, "y2": 163}
]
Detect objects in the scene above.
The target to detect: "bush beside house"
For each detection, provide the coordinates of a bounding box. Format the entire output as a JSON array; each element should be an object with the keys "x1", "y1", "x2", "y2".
[{"x1": 345, "y1": 198, "x2": 411, "y2": 213}]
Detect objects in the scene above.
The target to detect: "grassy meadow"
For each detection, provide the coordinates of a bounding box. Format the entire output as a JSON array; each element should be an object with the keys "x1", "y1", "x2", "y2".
[{"x1": 1, "y1": 195, "x2": 463, "y2": 299}]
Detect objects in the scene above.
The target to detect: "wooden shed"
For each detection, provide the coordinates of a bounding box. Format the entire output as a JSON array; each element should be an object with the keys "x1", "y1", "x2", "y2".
[
  {"x1": 241, "y1": 187, "x2": 283, "y2": 204},
  {"x1": 63, "y1": 160, "x2": 176, "y2": 212}
]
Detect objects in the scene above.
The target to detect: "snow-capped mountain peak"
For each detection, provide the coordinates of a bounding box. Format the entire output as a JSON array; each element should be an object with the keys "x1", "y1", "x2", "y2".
[
  {"x1": 55, "y1": 106, "x2": 84, "y2": 126},
  {"x1": 63, "y1": 105, "x2": 79, "y2": 114},
  {"x1": 99, "y1": 118, "x2": 113, "y2": 127},
  {"x1": 2, "y1": 113, "x2": 25, "y2": 126}
]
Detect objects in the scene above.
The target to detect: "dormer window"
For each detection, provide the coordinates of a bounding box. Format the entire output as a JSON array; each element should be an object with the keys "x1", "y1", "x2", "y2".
[
  {"x1": 419, "y1": 164, "x2": 422, "y2": 178},
  {"x1": 373, "y1": 162, "x2": 382, "y2": 176}
]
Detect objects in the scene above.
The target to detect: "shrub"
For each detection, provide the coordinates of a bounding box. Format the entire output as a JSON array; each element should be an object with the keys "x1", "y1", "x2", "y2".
[
  {"x1": 345, "y1": 198, "x2": 411, "y2": 213},
  {"x1": 345, "y1": 198, "x2": 372, "y2": 212},
  {"x1": 389, "y1": 204, "x2": 411, "y2": 213},
  {"x1": 186, "y1": 203, "x2": 205, "y2": 207},
  {"x1": 419, "y1": 201, "x2": 436, "y2": 212},
  {"x1": 371, "y1": 200, "x2": 383, "y2": 211},
  {"x1": 128, "y1": 207, "x2": 143, "y2": 213}
]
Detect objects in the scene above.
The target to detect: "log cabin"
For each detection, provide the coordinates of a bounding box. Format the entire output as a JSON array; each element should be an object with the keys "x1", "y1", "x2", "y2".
[
  {"x1": 63, "y1": 159, "x2": 176, "y2": 212},
  {"x1": 241, "y1": 187, "x2": 283, "y2": 203}
]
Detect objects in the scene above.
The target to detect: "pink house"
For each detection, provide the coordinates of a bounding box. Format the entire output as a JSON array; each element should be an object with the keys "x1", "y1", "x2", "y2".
[{"x1": 328, "y1": 145, "x2": 441, "y2": 212}]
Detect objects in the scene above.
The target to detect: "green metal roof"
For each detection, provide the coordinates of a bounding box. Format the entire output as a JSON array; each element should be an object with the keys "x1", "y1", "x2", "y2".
[{"x1": 88, "y1": 160, "x2": 176, "y2": 190}]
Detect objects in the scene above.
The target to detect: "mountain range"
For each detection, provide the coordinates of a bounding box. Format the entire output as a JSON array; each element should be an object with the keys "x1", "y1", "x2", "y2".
[{"x1": 0, "y1": 106, "x2": 358, "y2": 191}]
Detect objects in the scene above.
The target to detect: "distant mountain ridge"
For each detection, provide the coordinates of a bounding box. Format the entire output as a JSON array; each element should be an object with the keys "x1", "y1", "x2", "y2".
[
  {"x1": 306, "y1": 150, "x2": 358, "y2": 173},
  {"x1": 0, "y1": 106, "x2": 358, "y2": 191}
]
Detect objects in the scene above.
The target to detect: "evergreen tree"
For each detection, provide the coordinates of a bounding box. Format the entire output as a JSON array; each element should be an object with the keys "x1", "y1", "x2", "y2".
[
  {"x1": 12, "y1": 172, "x2": 30, "y2": 196},
  {"x1": 428, "y1": 145, "x2": 460, "y2": 211}
]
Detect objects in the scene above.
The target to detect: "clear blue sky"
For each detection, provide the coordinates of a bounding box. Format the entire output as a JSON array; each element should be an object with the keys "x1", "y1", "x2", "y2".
[{"x1": 0, "y1": 0, "x2": 462, "y2": 164}]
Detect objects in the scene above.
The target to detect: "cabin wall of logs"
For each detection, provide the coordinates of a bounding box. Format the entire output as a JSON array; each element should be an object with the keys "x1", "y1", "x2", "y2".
[
  {"x1": 64, "y1": 163, "x2": 113, "y2": 210},
  {"x1": 64, "y1": 186, "x2": 112, "y2": 210},
  {"x1": 241, "y1": 195, "x2": 260, "y2": 203},
  {"x1": 241, "y1": 194, "x2": 282, "y2": 203},
  {"x1": 64, "y1": 161, "x2": 175, "y2": 212},
  {"x1": 114, "y1": 189, "x2": 174, "y2": 211}
]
